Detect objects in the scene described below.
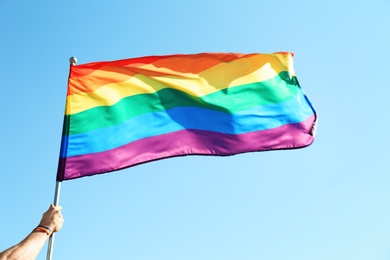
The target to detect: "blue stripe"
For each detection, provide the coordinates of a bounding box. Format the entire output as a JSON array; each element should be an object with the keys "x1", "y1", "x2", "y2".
[{"x1": 62, "y1": 90, "x2": 315, "y2": 157}]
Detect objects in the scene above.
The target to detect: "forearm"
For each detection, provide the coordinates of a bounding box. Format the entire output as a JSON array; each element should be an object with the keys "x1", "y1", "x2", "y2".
[
  {"x1": 0, "y1": 204, "x2": 63, "y2": 260},
  {"x1": 0, "y1": 231, "x2": 49, "y2": 260}
]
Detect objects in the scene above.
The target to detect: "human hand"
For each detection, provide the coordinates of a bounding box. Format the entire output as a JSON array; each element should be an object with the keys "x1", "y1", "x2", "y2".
[{"x1": 39, "y1": 204, "x2": 64, "y2": 233}]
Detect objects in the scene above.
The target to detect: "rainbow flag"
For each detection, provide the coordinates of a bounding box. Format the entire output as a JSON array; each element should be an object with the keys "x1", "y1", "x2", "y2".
[{"x1": 57, "y1": 52, "x2": 317, "y2": 181}]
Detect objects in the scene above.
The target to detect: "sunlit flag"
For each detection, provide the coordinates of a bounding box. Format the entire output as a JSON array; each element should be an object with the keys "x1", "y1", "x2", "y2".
[{"x1": 57, "y1": 52, "x2": 317, "y2": 181}]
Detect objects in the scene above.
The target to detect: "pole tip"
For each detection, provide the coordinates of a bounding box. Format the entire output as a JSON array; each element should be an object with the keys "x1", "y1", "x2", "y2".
[{"x1": 69, "y1": 56, "x2": 77, "y2": 66}]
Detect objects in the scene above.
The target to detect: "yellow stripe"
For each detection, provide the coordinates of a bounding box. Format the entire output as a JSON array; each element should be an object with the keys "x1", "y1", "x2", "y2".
[{"x1": 66, "y1": 53, "x2": 294, "y2": 115}]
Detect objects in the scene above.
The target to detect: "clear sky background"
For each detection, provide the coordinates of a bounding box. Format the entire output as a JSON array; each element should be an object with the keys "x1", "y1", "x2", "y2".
[{"x1": 1, "y1": 1, "x2": 390, "y2": 259}]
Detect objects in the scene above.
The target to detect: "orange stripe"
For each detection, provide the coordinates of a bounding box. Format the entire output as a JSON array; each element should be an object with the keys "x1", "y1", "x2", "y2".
[{"x1": 68, "y1": 53, "x2": 253, "y2": 95}]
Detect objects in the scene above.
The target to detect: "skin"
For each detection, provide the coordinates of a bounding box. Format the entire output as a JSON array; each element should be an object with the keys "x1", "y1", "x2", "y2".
[{"x1": 0, "y1": 204, "x2": 64, "y2": 260}]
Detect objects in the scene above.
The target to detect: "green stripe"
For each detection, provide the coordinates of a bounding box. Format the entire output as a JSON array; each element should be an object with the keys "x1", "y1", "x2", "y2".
[{"x1": 68, "y1": 71, "x2": 300, "y2": 135}]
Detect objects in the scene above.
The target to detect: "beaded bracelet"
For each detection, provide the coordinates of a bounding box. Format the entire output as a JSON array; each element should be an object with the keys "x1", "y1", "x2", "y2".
[{"x1": 35, "y1": 225, "x2": 52, "y2": 236}]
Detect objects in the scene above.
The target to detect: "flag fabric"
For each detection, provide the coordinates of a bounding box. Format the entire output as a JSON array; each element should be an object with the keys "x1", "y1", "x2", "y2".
[{"x1": 57, "y1": 52, "x2": 317, "y2": 181}]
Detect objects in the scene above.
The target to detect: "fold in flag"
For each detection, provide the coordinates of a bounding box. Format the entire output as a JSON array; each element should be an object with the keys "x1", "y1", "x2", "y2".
[{"x1": 57, "y1": 52, "x2": 317, "y2": 181}]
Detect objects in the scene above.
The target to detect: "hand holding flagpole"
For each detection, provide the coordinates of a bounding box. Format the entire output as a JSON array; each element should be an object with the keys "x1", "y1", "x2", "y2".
[{"x1": 45, "y1": 182, "x2": 62, "y2": 260}]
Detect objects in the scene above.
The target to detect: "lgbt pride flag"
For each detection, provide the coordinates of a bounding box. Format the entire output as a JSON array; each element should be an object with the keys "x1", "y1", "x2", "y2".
[{"x1": 57, "y1": 52, "x2": 316, "y2": 181}]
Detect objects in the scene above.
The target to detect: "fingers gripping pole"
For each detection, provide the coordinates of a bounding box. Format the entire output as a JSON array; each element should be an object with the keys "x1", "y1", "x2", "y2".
[{"x1": 46, "y1": 181, "x2": 62, "y2": 260}]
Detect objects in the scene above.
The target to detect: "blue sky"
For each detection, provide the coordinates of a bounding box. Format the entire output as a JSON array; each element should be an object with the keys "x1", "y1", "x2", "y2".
[{"x1": 1, "y1": 1, "x2": 390, "y2": 259}]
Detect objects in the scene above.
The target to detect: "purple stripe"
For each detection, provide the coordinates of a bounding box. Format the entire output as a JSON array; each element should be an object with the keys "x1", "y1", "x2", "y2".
[{"x1": 57, "y1": 115, "x2": 316, "y2": 181}]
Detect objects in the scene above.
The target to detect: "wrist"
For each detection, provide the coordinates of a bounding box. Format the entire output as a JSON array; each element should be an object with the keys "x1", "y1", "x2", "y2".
[
  {"x1": 34, "y1": 225, "x2": 52, "y2": 236},
  {"x1": 39, "y1": 220, "x2": 56, "y2": 232}
]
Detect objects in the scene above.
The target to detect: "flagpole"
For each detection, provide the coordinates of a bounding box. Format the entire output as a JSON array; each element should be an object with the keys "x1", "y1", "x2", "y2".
[
  {"x1": 46, "y1": 56, "x2": 76, "y2": 260},
  {"x1": 46, "y1": 181, "x2": 62, "y2": 260}
]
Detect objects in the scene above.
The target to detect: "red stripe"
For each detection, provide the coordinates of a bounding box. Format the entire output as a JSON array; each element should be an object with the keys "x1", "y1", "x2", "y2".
[{"x1": 70, "y1": 55, "x2": 166, "y2": 77}]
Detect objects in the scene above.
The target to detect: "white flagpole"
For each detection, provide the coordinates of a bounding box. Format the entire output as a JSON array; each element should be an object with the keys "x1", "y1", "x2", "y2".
[
  {"x1": 46, "y1": 181, "x2": 62, "y2": 260},
  {"x1": 46, "y1": 56, "x2": 77, "y2": 260}
]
